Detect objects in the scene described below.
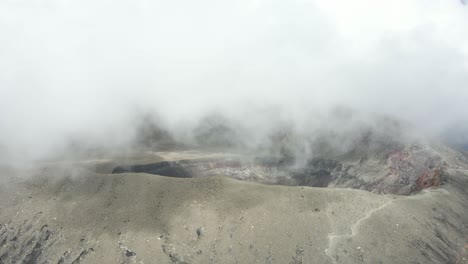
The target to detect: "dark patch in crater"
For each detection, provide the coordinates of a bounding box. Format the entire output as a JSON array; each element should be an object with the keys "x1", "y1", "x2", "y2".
[
  {"x1": 113, "y1": 161, "x2": 194, "y2": 178},
  {"x1": 112, "y1": 159, "x2": 242, "y2": 179}
]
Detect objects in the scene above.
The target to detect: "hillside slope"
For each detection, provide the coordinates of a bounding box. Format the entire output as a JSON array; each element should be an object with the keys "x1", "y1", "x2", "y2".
[{"x1": 0, "y1": 147, "x2": 467, "y2": 264}]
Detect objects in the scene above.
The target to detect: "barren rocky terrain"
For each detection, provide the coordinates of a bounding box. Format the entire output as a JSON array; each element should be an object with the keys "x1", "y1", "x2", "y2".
[{"x1": 0, "y1": 144, "x2": 467, "y2": 264}]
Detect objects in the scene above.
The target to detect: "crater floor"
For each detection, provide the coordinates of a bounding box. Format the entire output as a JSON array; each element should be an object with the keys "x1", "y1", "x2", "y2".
[{"x1": 111, "y1": 144, "x2": 448, "y2": 195}]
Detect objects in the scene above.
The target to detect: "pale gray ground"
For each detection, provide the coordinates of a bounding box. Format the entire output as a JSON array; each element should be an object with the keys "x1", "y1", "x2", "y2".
[{"x1": 0, "y1": 149, "x2": 467, "y2": 264}]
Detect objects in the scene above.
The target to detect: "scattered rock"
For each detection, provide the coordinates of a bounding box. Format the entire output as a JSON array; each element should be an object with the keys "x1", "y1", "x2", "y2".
[
  {"x1": 125, "y1": 249, "x2": 136, "y2": 257},
  {"x1": 196, "y1": 227, "x2": 205, "y2": 238},
  {"x1": 290, "y1": 246, "x2": 304, "y2": 264}
]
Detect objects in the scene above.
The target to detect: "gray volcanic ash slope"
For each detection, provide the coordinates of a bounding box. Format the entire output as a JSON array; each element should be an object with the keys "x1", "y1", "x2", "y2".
[{"x1": 0, "y1": 134, "x2": 467, "y2": 264}]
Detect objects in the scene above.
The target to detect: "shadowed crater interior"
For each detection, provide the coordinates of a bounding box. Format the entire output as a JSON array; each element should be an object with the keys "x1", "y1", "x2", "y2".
[{"x1": 111, "y1": 151, "x2": 446, "y2": 195}]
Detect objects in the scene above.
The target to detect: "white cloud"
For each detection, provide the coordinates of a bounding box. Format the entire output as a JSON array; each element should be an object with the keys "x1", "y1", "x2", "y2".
[{"x1": 0, "y1": 0, "x2": 467, "y2": 160}]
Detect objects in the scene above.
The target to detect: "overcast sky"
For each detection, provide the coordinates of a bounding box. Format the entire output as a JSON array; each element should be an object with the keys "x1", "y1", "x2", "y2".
[{"x1": 1, "y1": 0, "x2": 467, "y2": 160}]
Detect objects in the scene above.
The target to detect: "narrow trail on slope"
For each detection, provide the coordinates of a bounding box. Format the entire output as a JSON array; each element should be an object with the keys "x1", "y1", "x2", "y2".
[
  {"x1": 324, "y1": 199, "x2": 395, "y2": 264},
  {"x1": 324, "y1": 188, "x2": 442, "y2": 264}
]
